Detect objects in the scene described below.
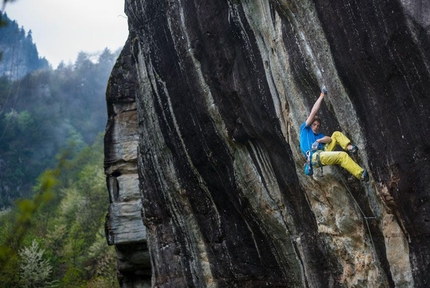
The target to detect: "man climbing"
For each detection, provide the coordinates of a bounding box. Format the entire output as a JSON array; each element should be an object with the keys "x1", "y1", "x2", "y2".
[{"x1": 300, "y1": 87, "x2": 369, "y2": 181}]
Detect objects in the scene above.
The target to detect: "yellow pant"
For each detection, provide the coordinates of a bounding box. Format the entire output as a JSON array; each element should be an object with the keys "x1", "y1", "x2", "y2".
[{"x1": 312, "y1": 131, "x2": 364, "y2": 179}]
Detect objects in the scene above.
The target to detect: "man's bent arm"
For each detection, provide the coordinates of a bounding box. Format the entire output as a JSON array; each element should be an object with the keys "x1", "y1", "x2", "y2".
[
  {"x1": 305, "y1": 92, "x2": 325, "y2": 126},
  {"x1": 317, "y1": 136, "x2": 331, "y2": 143}
]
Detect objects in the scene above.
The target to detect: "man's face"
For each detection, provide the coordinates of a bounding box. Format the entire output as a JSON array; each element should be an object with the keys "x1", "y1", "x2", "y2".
[{"x1": 311, "y1": 120, "x2": 320, "y2": 133}]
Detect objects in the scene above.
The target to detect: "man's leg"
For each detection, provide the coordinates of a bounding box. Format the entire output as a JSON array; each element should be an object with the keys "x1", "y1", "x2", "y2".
[
  {"x1": 315, "y1": 151, "x2": 364, "y2": 179},
  {"x1": 325, "y1": 131, "x2": 352, "y2": 151}
]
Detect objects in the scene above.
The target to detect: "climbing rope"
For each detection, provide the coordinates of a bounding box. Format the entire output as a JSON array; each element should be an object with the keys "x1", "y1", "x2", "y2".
[{"x1": 340, "y1": 177, "x2": 378, "y2": 262}]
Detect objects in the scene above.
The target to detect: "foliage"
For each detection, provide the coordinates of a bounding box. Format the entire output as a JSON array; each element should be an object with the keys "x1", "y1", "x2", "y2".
[
  {"x1": 0, "y1": 44, "x2": 119, "y2": 207},
  {"x1": 0, "y1": 10, "x2": 121, "y2": 287},
  {"x1": 18, "y1": 239, "x2": 53, "y2": 287},
  {"x1": 0, "y1": 12, "x2": 49, "y2": 80},
  {"x1": 0, "y1": 148, "x2": 65, "y2": 287},
  {"x1": 0, "y1": 137, "x2": 119, "y2": 287}
]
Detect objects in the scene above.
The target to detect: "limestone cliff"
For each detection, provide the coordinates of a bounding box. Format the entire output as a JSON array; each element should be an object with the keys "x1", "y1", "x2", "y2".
[{"x1": 105, "y1": 0, "x2": 430, "y2": 287}]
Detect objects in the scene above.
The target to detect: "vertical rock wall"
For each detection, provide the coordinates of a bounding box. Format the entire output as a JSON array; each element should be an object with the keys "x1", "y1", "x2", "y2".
[{"x1": 105, "y1": 0, "x2": 430, "y2": 287}]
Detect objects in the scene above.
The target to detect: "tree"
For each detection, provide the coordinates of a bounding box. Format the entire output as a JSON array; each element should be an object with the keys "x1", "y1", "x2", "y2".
[
  {"x1": 0, "y1": 137, "x2": 119, "y2": 287},
  {"x1": 18, "y1": 239, "x2": 52, "y2": 287},
  {"x1": 0, "y1": 12, "x2": 49, "y2": 80}
]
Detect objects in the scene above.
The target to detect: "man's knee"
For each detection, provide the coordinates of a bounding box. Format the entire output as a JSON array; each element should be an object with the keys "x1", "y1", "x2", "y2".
[
  {"x1": 338, "y1": 151, "x2": 348, "y2": 160},
  {"x1": 332, "y1": 131, "x2": 343, "y2": 138}
]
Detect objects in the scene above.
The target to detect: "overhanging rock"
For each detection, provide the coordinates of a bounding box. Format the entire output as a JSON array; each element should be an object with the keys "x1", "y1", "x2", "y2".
[{"x1": 105, "y1": 0, "x2": 430, "y2": 287}]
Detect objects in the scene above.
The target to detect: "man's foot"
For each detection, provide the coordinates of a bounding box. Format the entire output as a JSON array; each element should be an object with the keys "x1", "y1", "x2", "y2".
[
  {"x1": 361, "y1": 170, "x2": 369, "y2": 182},
  {"x1": 322, "y1": 86, "x2": 327, "y2": 95},
  {"x1": 348, "y1": 144, "x2": 358, "y2": 154}
]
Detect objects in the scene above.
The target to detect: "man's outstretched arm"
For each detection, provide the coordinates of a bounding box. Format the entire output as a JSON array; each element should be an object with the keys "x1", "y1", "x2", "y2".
[{"x1": 305, "y1": 92, "x2": 325, "y2": 127}]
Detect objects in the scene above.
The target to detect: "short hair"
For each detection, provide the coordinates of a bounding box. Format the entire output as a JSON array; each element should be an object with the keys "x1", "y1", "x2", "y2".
[{"x1": 313, "y1": 115, "x2": 321, "y2": 125}]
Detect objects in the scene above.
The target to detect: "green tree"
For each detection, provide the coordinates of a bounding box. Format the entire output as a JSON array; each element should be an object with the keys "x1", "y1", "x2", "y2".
[
  {"x1": 0, "y1": 153, "x2": 61, "y2": 288},
  {"x1": 0, "y1": 45, "x2": 118, "y2": 206},
  {"x1": 18, "y1": 239, "x2": 53, "y2": 287},
  {"x1": 0, "y1": 137, "x2": 119, "y2": 287}
]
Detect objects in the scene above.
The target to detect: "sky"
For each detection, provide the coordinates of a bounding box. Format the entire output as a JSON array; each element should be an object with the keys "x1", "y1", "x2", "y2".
[{"x1": 5, "y1": 0, "x2": 129, "y2": 67}]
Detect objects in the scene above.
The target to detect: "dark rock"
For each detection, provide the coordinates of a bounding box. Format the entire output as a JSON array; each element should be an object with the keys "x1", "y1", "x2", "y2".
[{"x1": 105, "y1": 0, "x2": 430, "y2": 286}]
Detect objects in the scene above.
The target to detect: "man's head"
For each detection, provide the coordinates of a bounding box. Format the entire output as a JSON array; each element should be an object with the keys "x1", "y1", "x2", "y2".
[{"x1": 311, "y1": 116, "x2": 321, "y2": 133}]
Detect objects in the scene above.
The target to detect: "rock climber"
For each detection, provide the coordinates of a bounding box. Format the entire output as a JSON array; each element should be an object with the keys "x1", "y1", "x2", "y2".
[{"x1": 300, "y1": 87, "x2": 369, "y2": 181}]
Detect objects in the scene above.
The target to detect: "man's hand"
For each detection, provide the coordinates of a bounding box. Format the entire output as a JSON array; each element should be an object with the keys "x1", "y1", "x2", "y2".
[{"x1": 322, "y1": 86, "x2": 327, "y2": 95}]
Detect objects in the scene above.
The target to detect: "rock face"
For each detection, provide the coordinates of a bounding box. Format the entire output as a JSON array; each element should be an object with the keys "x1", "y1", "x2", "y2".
[{"x1": 105, "y1": 0, "x2": 430, "y2": 287}]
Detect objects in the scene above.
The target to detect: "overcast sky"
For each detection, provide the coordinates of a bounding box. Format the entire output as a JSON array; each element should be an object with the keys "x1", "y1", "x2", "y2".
[{"x1": 5, "y1": 0, "x2": 129, "y2": 67}]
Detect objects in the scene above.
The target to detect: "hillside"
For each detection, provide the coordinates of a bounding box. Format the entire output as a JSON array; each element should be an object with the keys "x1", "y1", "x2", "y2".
[
  {"x1": 0, "y1": 13, "x2": 120, "y2": 207},
  {"x1": 0, "y1": 11, "x2": 122, "y2": 287}
]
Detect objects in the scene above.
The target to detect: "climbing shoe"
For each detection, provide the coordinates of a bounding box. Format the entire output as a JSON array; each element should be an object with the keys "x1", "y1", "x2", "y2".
[
  {"x1": 348, "y1": 144, "x2": 358, "y2": 154},
  {"x1": 361, "y1": 170, "x2": 369, "y2": 182},
  {"x1": 322, "y1": 86, "x2": 327, "y2": 95}
]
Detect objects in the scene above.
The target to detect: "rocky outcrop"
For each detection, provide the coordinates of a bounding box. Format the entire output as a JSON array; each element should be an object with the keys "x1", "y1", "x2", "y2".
[
  {"x1": 105, "y1": 0, "x2": 430, "y2": 287},
  {"x1": 104, "y1": 40, "x2": 151, "y2": 287}
]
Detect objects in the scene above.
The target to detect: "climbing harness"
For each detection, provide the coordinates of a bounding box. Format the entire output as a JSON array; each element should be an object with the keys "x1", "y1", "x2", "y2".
[{"x1": 304, "y1": 150, "x2": 323, "y2": 176}]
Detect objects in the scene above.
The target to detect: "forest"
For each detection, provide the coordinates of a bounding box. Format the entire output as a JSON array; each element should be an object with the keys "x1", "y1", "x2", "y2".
[
  {"x1": 0, "y1": 12, "x2": 120, "y2": 287},
  {"x1": 0, "y1": 12, "x2": 49, "y2": 79}
]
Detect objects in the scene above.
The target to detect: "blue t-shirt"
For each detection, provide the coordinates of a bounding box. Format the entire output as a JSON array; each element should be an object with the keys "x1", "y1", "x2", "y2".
[{"x1": 299, "y1": 122, "x2": 325, "y2": 156}]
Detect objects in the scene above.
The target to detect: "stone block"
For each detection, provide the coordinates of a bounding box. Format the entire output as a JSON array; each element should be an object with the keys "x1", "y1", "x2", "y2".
[{"x1": 106, "y1": 201, "x2": 146, "y2": 245}]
